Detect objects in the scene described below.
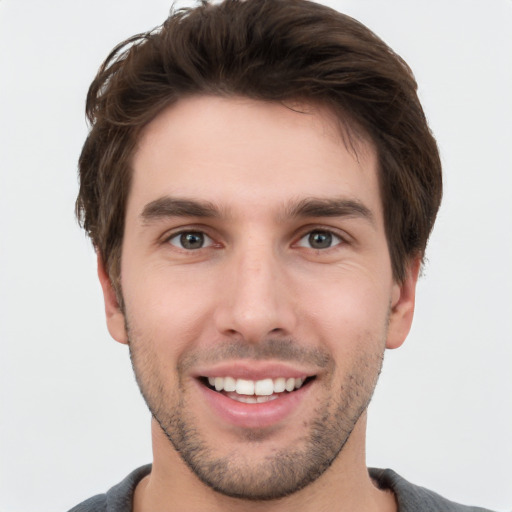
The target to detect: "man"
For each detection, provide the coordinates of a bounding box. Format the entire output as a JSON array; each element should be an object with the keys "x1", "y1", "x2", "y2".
[{"x1": 69, "y1": 1, "x2": 494, "y2": 510}]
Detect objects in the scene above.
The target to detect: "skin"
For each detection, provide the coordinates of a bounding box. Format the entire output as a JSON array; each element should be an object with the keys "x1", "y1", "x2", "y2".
[{"x1": 98, "y1": 96, "x2": 420, "y2": 512}]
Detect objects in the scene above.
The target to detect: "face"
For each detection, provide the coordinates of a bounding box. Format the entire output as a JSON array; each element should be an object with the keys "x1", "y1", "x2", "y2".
[{"x1": 100, "y1": 96, "x2": 418, "y2": 500}]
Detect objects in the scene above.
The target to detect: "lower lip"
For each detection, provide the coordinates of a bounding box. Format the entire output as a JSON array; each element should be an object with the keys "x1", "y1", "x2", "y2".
[{"x1": 195, "y1": 379, "x2": 313, "y2": 429}]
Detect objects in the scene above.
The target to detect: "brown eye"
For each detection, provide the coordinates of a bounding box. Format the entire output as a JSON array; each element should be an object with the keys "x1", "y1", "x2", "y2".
[
  {"x1": 297, "y1": 230, "x2": 341, "y2": 249},
  {"x1": 169, "y1": 231, "x2": 213, "y2": 250}
]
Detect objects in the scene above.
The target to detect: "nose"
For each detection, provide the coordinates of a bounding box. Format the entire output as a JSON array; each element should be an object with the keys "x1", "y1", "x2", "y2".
[{"x1": 213, "y1": 243, "x2": 297, "y2": 343}]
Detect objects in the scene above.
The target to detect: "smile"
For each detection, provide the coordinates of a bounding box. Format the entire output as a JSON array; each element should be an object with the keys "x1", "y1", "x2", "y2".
[{"x1": 202, "y1": 375, "x2": 314, "y2": 404}]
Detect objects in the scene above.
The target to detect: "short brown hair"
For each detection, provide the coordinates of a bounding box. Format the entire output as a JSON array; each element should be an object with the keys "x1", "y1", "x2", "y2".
[{"x1": 76, "y1": 0, "x2": 442, "y2": 289}]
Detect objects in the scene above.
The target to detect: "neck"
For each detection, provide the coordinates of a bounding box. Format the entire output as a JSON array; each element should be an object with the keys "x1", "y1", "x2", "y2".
[{"x1": 134, "y1": 414, "x2": 396, "y2": 512}]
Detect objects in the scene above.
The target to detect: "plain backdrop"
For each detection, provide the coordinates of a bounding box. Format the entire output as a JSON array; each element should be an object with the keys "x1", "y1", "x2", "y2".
[{"x1": 1, "y1": 1, "x2": 511, "y2": 511}]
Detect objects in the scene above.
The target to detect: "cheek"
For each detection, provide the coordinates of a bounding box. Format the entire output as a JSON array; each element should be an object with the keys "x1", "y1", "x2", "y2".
[
  {"x1": 122, "y1": 264, "x2": 220, "y2": 351},
  {"x1": 300, "y1": 271, "x2": 391, "y2": 348}
]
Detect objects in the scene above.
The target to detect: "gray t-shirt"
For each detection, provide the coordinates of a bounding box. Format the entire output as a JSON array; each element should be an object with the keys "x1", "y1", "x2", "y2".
[{"x1": 68, "y1": 465, "x2": 496, "y2": 512}]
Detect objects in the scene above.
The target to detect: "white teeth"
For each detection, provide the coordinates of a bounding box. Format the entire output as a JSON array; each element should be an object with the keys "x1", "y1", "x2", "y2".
[
  {"x1": 214, "y1": 377, "x2": 224, "y2": 391},
  {"x1": 236, "y1": 379, "x2": 255, "y2": 395},
  {"x1": 225, "y1": 392, "x2": 279, "y2": 404},
  {"x1": 256, "y1": 395, "x2": 278, "y2": 403},
  {"x1": 254, "y1": 378, "x2": 274, "y2": 396},
  {"x1": 223, "y1": 376, "x2": 236, "y2": 392},
  {"x1": 236, "y1": 395, "x2": 258, "y2": 403},
  {"x1": 206, "y1": 376, "x2": 308, "y2": 396},
  {"x1": 274, "y1": 377, "x2": 286, "y2": 393}
]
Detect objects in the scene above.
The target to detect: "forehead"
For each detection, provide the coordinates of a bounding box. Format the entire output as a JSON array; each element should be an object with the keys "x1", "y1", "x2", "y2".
[{"x1": 129, "y1": 95, "x2": 380, "y2": 220}]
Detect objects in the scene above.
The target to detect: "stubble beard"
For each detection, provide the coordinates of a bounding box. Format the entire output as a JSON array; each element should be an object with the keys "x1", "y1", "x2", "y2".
[{"x1": 127, "y1": 328, "x2": 385, "y2": 501}]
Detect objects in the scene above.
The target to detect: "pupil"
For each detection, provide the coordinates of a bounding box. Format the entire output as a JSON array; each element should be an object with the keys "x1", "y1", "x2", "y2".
[
  {"x1": 181, "y1": 232, "x2": 204, "y2": 249},
  {"x1": 309, "y1": 231, "x2": 332, "y2": 249}
]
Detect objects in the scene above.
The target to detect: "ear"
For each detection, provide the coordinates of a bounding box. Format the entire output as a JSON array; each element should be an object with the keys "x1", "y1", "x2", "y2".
[
  {"x1": 97, "y1": 253, "x2": 128, "y2": 345},
  {"x1": 386, "y1": 256, "x2": 421, "y2": 350}
]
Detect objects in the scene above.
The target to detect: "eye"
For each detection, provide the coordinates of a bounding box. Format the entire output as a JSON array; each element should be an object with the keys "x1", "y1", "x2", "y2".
[
  {"x1": 168, "y1": 231, "x2": 214, "y2": 250},
  {"x1": 296, "y1": 230, "x2": 343, "y2": 250}
]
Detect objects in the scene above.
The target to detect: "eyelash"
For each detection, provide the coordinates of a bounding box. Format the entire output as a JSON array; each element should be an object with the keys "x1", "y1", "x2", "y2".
[
  {"x1": 295, "y1": 229, "x2": 345, "y2": 250},
  {"x1": 166, "y1": 230, "x2": 215, "y2": 250},
  {"x1": 164, "y1": 227, "x2": 347, "y2": 252}
]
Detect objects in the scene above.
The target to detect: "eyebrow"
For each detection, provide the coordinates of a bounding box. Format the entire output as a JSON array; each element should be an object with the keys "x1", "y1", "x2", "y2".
[
  {"x1": 284, "y1": 197, "x2": 375, "y2": 225},
  {"x1": 140, "y1": 197, "x2": 221, "y2": 223},
  {"x1": 140, "y1": 195, "x2": 374, "y2": 225}
]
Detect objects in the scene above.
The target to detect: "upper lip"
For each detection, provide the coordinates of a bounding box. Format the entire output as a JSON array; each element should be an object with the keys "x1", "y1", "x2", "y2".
[{"x1": 191, "y1": 361, "x2": 319, "y2": 381}]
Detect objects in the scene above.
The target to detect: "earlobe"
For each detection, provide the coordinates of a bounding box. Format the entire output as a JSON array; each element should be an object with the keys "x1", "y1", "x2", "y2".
[
  {"x1": 97, "y1": 253, "x2": 128, "y2": 344},
  {"x1": 386, "y1": 256, "x2": 421, "y2": 350}
]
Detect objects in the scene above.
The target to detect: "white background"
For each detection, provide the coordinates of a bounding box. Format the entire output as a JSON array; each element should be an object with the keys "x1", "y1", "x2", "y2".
[{"x1": 1, "y1": 1, "x2": 511, "y2": 511}]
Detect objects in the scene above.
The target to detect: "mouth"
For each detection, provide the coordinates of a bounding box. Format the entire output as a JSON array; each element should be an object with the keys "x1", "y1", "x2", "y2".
[
  {"x1": 193, "y1": 362, "x2": 319, "y2": 428},
  {"x1": 199, "y1": 375, "x2": 316, "y2": 404}
]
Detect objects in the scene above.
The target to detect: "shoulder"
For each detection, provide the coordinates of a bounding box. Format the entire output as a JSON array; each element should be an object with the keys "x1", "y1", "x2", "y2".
[
  {"x1": 369, "y1": 468, "x2": 496, "y2": 512},
  {"x1": 67, "y1": 464, "x2": 152, "y2": 512},
  {"x1": 67, "y1": 494, "x2": 107, "y2": 512}
]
